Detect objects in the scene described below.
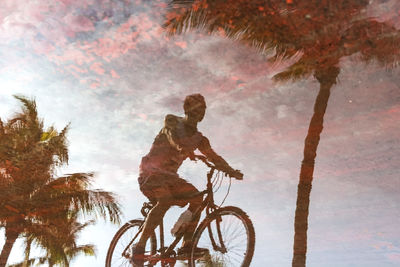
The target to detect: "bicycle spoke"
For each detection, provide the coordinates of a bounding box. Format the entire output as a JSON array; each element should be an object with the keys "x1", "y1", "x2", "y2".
[
  {"x1": 106, "y1": 220, "x2": 157, "y2": 267},
  {"x1": 192, "y1": 208, "x2": 253, "y2": 267}
]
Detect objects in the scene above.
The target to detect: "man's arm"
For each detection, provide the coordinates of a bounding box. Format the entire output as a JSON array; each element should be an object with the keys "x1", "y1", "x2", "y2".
[{"x1": 198, "y1": 136, "x2": 243, "y2": 179}]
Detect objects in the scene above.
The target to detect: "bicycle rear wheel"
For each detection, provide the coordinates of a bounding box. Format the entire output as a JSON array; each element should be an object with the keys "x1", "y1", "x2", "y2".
[
  {"x1": 106, "y1": 219, "x2": 157, "y2": 267},
  {"x1": 190, "y1": 206, "x2": 255, "y2": 267}
]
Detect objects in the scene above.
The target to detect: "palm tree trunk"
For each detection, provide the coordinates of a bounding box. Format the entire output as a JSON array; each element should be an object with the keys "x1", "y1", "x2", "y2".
[
  {"x1": 0, "y1": 228, "x2": 19, "y2": 267},
  {"x1": 292, "y1": 66, "x2": 339, "y2": 267}
]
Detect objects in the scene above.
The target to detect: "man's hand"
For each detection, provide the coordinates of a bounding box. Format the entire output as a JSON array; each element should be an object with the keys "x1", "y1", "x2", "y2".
[{"x1": 226, "y1": 168, "x2": 243, "y2": 180}]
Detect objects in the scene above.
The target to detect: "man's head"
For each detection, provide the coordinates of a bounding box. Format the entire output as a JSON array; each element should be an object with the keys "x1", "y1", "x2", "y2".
[{"x1": 184, "y1": 94, "x2": 206, "y2": 122}]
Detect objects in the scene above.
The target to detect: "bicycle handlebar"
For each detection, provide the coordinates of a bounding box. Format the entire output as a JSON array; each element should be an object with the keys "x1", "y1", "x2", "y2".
[
  {"x1": 193, "y1": 154, "x2": 213, "y2": 167},
  {"x1": 192, "y1": 154, "x2": 243, "y2": 180}
]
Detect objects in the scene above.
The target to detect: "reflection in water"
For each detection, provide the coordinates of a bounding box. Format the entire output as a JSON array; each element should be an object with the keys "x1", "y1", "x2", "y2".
[
  {"x1": 132, "y1": 94, "x2": 244, "y2": 266},
  {"x1": 0, "y1": 96, "x2": 121, "y2": 266},
  {"x1": 163, "y1": 1, "x2": 400, "y2": 266}
]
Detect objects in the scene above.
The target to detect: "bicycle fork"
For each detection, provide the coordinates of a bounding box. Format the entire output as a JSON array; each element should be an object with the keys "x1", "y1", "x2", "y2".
[{"x1": 208, "y1": 215, "x2": 228, "y2": 253}]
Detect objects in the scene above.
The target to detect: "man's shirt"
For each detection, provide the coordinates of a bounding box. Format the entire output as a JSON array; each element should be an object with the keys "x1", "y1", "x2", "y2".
[{"x1": 139, "y1": 114, "x2": 203, "y2": 181}]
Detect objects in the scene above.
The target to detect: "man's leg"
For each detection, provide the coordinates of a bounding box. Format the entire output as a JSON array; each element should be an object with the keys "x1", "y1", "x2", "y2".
[
  {"x1": 137, "y1": 201, "x2": 170, "y2": 248},
  {"x1": 181, "y1": 196, "x2": 202, "y2": 249},
  {"x1": 132, "y1": 201, "x2": 170, "y2": 266},
  {"x1": 136, "y1": 175, "x2": 173, "y2": 251},
  {"x1": 169, "y1": 178, "x2": 203, "y2": 249}
]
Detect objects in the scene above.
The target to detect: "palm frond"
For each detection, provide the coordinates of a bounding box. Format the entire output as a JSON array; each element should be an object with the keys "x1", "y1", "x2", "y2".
[
  {"x1": 31, "y1": 173, "x2": 121, "y2": 224},
  {"x1": 342, "y1": 19, "x2": 400, "y2": 69},
  {"x1": 40, "y1": 126, "x2": 57, "y2": 142},
  {"x1": 12, "y1": 95, "x2": 38, "y2": 122},
  {"x1": 164, "y1": 0, "x2": 297, "y2": 59},
  {"x1": 1, "y1": 97, "x2": 121, "y2": 265},
  {"x1": 53, "y1": 123, "x2": 70, "y2": 164},
  {"x1": 12, "y1": 95, "x2": 43, "y2": 138},
  {"x1": 65, "y1": 244, "x2": 96, "y2": 258},
  {"x1": 272, "y1": 57, "x2": 314, "y2": 83},
  {"x1": 5, "y1": 117, "x2": 27, "y2": 129},
  {"x1": 0, "y1": 118, "x2": 4, "y2": 135},
  {"x1": 25, "y1": 213, "x2": 97, "y2": 266},
  {"x1": 7, "y1": 258, "x2": 37, "y2": 267},
  {"x1": 70, "y1": 189, "x2": 122, "y2": 224},
  {"x1": 40, "y1": 123, "x2": 70, "y2": 166}
]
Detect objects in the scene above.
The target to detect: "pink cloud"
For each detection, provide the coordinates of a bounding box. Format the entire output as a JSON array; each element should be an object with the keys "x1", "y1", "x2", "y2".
[
  {"x1": 88, "y1": 37, "x2": 126, "y2": 60},
  {"x1": 90, "y1": 62, "x2": 105, "y2": 75},
  {"x1": 90, "y1": 80, "x2": 100, "y2": 89},
  {"x1": 387, "y1": 106, "x2": 400, "y2": 114},
  {"x1": 64, "y1": 12, "x2": 160, "y2": 65},
  {"x1": 37, "y1": 10, "x2": 164, "y2": 84},
  {"x1": 63, "y1": 14, "x2": 95, "y2": 33},
  {"x1": 367, "y1": 0, "x2": 400, "y2": 29},
  {"x1": 175, "y1": 41, "x2": 187, "y2": 49},
  {"x1": 0, "y1": 0, "x2": 97, "y2": 45},
  {"x1": 69, "y1": 64, "x2": 88, "y2": 73},
  {"x1": 138, "y1": 113, "x2": 148, "y2": 120},
  {"x1": 32, "y1": 39, "x2": 55, "y2": 54},
  {"x1": 373, "y1": 241, "x2": 395, "y2": 250},
  {"x1": 386, "y1": 253, "x2": 400, "y2": 263},
  {"x1": 47, "y1": 48, "x2": 95, "y2": 65},
  {"x1": 58, "y1": 0, "x2": 93, "y2": 7},
  {"x1": 111, "y1": 69, "x2": 120, "y2": 78},
  {"x1": 0, "y1": 0, "x2": 174, "y2": 86}
]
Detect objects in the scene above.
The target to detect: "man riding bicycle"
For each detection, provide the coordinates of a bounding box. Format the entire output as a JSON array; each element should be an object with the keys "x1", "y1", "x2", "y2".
[{"x1": 132, "y1": 94, "x2": 242, "y2": 266}]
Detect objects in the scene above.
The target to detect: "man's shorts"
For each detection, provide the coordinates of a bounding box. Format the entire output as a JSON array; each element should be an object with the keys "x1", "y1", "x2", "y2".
[{"x1": 138, "y1": 172, "x2": 201, "y2": 207}]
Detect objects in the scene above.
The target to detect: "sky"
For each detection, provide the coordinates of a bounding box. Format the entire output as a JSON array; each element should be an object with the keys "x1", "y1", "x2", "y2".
[{"x1": 0, "y1": 0, "x2": 399, "y2": 266}]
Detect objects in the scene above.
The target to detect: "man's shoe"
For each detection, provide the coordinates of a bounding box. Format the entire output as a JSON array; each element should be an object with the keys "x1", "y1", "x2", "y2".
[
  {"x1": 129, "y1": 244, "x2": 145, "y2": 267},
  {"x1": 177, "y1": 246, "x2": 209, "y2": 259}
]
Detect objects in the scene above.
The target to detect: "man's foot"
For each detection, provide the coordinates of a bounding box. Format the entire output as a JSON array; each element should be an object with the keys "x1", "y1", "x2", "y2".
[
  {"x1": 177, "y1": 246, "x2": 209, "y2": 259},
  {"x1": 129, "y1": 244, "x2": 145, "y2": 267}
]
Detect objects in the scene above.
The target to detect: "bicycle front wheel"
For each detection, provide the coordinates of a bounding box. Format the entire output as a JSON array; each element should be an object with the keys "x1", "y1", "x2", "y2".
[
  {"x1": 106, "y1": 219, "x2": 157, "y2": 267},
  {"x1": 190, "y1": 206, "x2": 255, "y2": 267}
]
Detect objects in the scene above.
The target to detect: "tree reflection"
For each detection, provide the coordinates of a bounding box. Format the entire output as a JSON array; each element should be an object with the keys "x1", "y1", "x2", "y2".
[
  {"x1": 163, "y1": 1, "x2": 400, "y2": 266},
  {"x1": 0, "y1": 96, "x2": 121, "y2": 266}
]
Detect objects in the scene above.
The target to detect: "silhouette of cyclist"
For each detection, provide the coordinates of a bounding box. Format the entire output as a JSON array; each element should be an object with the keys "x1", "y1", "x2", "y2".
[{"x1": 132, "y1": 94, "x2": 242, "y2": 266}]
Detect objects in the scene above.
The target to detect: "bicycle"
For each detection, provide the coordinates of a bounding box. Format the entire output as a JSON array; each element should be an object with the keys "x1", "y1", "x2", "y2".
[{"x1": 106, "y1": 155, "x2": 255, "y2": 267}]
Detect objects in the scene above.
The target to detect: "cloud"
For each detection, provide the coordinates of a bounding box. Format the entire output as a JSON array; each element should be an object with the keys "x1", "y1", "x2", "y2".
[
  {"x1": 1, "y1": 1, "x2": 400, "y2": 266},
  {"x1": 63, "y1": 14, "x2": 95, "y2": 34},
  {"x1": 386, "y1": 253, "x2": 400, "y2": 263},
  {"x1": 367, "y1": 0, "x2": 400, "y2": 29},
  {"x1": 0, "y1": 0, "x2": 93, "y2": 44}
]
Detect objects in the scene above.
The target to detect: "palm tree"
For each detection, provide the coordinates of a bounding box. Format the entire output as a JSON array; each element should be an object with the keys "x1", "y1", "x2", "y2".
[
  {"x1": 23, "y1": 216, "x2": 94, "y2": 267},
  {"x1": 9, "y1": 212, "x2": 95, "y2": 267},
  {"x1": 163, "y1": 1, "x2": 400, "y2": 266},
  {"x1": 0, "y1": 96, "x2": 121, "y2": 266}
]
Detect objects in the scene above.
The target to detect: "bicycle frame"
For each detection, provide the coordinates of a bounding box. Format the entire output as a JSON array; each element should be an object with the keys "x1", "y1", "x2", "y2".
[
  {"x1": 122, "y1": 155, "x2": 228, "y2": 264},
  {"x1": 162, "y1": 162, "x2": 221, "y2": 258}
]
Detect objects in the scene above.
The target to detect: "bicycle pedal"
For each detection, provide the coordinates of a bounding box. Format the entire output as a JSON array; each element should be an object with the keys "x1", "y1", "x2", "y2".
[
  {"x1": 176, "y1": 251, "x2": 209, "y2": 261},
  {"x1": 176, "y1": 254, "x2": 189, "y2": 261}
]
